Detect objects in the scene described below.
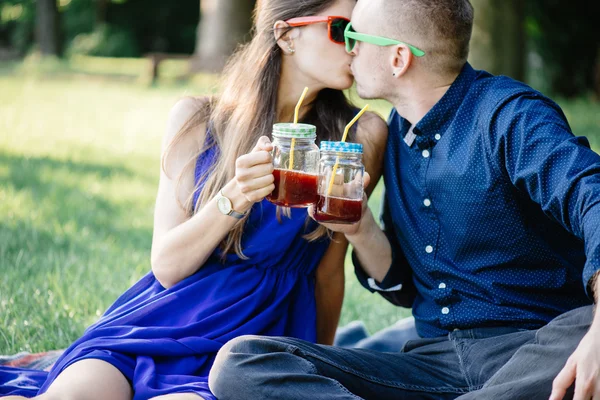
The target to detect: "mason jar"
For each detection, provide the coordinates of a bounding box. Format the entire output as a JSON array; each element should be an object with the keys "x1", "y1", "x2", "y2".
[
  {"x1": 266, "y1": 123, "x2": 320, "y2": 208},
  {"x1": 314, "y1": 141, "x2": 364, "y2": 224}
]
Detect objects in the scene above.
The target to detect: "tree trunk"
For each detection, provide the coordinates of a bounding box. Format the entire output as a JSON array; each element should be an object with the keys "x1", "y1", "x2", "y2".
[
  {"x1": 469, "y1": 0, "x2": 526, "y2": 81},
  {"x1": 36, "y1": 0, "x2": 61, "y2": 57},
  {"x1": 190, "y1": 0, "x2": 256, "y2": 72},
  {"x1": 96, "y1": 0, "x2": 108, "y2": 26},
  {"x1": 594, "y1": 46, "x2": 600, "y2": 101}
]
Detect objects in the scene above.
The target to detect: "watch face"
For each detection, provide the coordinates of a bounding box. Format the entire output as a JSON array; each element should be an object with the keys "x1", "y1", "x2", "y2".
[{"x1": 217, "y1": 196, "x2": 232, "y2": 215}]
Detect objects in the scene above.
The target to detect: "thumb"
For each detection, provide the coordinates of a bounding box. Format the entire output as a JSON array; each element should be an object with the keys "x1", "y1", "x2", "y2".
[
  {"x1": 363, "y1": 171, "x2": 371, "y2": 189},
  {"x1": 252, "y1": 136, "x2": 273, "y2": 153}
]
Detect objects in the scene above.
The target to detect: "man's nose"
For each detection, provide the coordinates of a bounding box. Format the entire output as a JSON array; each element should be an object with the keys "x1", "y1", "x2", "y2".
[{"x1": 348, "y1": 44, "x2": 358, "y2": 57}]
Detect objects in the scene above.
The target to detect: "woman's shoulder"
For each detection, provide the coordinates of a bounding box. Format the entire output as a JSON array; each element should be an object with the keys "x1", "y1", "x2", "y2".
[
  {"x1": 355, "y1": 110, "x2": 388, "y2": 154},
  {"x1": 169, "y1": 96, "x2": 211, "y2": 119},
  {"x1": 163, "y1": 96, "x2": 212, "y2": 152}
]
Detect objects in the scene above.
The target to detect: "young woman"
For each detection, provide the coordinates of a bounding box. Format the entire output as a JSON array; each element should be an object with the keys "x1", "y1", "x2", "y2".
[{"x1": 0, "y1": 0, "x2": 387, "y2": 399}]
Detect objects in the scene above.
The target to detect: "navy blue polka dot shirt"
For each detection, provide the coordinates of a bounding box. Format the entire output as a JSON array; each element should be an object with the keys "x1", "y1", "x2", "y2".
[{"x1": 354, "y1": 63, "x2": 600, "y2": 338}]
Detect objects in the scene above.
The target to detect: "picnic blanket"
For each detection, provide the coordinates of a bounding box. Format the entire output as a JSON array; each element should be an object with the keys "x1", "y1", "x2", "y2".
[
  {"x1": 0, "y1": 316, "x2": 417, "y2": 394},
  {"x1": 0, "y1": 350, "x2": 63, "y2": 372}
]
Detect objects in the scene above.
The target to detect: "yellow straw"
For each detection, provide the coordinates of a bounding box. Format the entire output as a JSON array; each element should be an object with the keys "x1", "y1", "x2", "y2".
[
  {"x1": 342, "y1": 104, "x2": 369, "y2": 142},
  {"x1": 289, "y1": 87, "x2": 309, "y2": 170},
  {"x1": 327, "y1": 104, "x2": 370, "y2": 195}
]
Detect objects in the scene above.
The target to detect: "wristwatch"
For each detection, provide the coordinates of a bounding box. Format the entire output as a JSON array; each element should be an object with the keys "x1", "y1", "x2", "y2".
[{"x1": 216, "y1": 190, "x2": 246, "y2": 220}]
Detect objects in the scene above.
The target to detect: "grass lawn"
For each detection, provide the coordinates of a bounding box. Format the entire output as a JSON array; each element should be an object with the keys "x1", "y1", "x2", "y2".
[{"x1": 1, "y1": 57, "x2": 599, "y2": 354}]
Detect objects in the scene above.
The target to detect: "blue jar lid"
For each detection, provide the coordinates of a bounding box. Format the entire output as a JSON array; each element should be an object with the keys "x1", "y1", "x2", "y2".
[{"x1": 320, "y1": 141, "x2": 363, "y2": 154}]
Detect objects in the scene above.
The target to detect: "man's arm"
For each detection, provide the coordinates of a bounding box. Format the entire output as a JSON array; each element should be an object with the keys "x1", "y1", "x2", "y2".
[
  {"x1": 312, "y1": 112, "x2": 417, "y2": 308},
  {"x1": 551, "y1": 270, "x2": 600, "y2": 400},
  {"x1": 489, "y1": 94, "x2": 600, "y2": 399},
  {"x1": 346, "y1": 188, "x2": 416, "y2": 308},
  {"x1": 490, "y1": 94, "x2": 600, "y2": 298},
  {"x1": 313, "y1": 185, "x2": 416, "y2": 307},
  {"x1": 346, "y1": 207, "x2": 393, "y2": 283}
]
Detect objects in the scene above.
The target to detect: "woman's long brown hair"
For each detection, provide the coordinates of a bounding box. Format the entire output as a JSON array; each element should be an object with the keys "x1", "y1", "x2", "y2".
[{"x1": 164, "y1": 0, "x2": 356, "y2": 259}]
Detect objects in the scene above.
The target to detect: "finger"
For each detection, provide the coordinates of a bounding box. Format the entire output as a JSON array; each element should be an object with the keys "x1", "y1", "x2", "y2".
[
  {"x1": 239, "y1": 174, "x2": 275, "y2": 194},
  {"x1": 361, "y1": 194, "x2": 369, "y2": 214},
  {"x1": 259, "y1": 140, "x2": 274, "y2": 152},
  {"x1": 331, "y1": 183, "x2": 344, "y2": 197},
  {"x1": 551, "y1": 360, "x2": 577, "y2": 400},
  {"x1": 245, "y1": 184, "x2": 276, "y2": 203},
  {"x1": 574, "y1": 374, "x2": 594, "y2": 400},
  {"x1": 236, "y1": 151, "x2": 273, "y2": 169},
  {"x1": 318, "y1": 221, "x2": 360, "y2": 235},
  {"x1": 252, "y1": 136, "x2": 272, "y2": 153},
  {"x1": 307, "y1": 204, "x2": 316, "y2": 220},
  {"x1": 238, "y1": 162, "x2": 274, "y2": 181},
  {"x1": 364, "y1": 171, "x2": 371, "y2": 188}
]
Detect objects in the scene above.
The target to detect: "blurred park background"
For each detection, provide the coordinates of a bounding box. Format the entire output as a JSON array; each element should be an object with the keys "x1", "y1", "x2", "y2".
[{"x1": 1, "y1": 0, "x2": 600, "y2": 354}]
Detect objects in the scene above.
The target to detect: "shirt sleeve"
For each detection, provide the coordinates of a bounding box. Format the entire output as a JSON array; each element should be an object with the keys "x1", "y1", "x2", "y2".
[
  {"x1": 353, "y1": 187, "x2": 417, "y2": 307},
  {"x1": 489, "y1": 94, "x2": 600, "y2": 298}
]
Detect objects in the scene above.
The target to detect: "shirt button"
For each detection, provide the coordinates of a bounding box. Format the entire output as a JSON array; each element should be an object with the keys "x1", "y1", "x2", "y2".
[
  {"x1": 422, "y1": 150, "x2": 430, "y2": 158},
  {"x1": 442, "y1": 307, "x2": 450, "y2": 315},
  {"x1": 435, "y1": 134, "x2": 442, "y2": 141},
  {"x1": 426, "y1": 245, "x2": 434, "y2": 254},
  {"x1": 438, "y1": 282, "x2": 447, "y2": 289},
  {"x1": 424, "y1": 199, "x2": 432, "y2": 207}
]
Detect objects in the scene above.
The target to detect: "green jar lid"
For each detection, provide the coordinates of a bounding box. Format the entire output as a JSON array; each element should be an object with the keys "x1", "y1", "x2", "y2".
[{"x1": 272, "y1": 123, "x2": 317, "y2": 139}]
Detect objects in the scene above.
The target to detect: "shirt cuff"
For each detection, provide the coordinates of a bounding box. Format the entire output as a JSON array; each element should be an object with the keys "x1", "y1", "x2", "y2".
[
  {"x1": 583, "y1": 262, "x2": 600, "y2": 300},
  {"x1": 352, "y1": 250, "x2": 404, "y2": 293}
]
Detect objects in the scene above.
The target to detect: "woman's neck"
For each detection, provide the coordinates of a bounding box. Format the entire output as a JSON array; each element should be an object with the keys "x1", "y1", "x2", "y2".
[{"x1": 276, "y1": 61, "x2": 320, "y2": 123}]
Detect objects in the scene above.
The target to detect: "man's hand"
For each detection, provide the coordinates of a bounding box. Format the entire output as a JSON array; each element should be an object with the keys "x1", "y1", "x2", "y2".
[
  {"x1": 308, "y1": 193, "x2": 370, "y2": 236},
  {"x1": 551, "y1": 272, "x2": 600, "y2": 400},
  {"x1": 550, "y1": 324, "x2": 600, "y2": 400},
  {"x1": 308, "y1": 172, "x2": 372, "y2": 237}
]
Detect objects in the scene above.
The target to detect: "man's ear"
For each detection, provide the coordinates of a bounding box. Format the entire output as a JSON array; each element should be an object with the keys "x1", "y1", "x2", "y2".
[
  {"x1": 390, "y1": 45, "x2": 413, "y2": 78},
  {"x1": 273, "y1": 20, "x2": 296, "y2": 54}
]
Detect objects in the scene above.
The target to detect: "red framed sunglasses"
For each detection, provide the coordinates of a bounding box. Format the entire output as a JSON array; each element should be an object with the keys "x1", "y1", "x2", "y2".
[{"x1": 285, "y1": 16, "x2": 351, "y2": 45}]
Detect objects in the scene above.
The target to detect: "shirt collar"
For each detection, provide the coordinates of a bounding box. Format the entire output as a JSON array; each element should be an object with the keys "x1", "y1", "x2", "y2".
[{"x1": 409, "y1": 63, "x2": 477, "y2": 146}]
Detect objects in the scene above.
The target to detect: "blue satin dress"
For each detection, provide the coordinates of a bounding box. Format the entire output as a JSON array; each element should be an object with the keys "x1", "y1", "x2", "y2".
[{"x1": 0, "y1": 137, "x2": 330, "y2": 399}]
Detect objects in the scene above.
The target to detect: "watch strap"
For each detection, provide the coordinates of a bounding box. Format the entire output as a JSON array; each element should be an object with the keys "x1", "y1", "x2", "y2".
[
  {"x1": 218, "y1": 190, "x2": 246, "y2": 220},
  {"x1": 228, "y1": 209, "x2": 246, "y2": 220}
]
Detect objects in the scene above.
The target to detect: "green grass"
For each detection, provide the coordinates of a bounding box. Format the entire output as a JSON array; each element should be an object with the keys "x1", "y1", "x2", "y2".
[{"x1": 1, "y1": 59, "x2": 599, "y2": 354}]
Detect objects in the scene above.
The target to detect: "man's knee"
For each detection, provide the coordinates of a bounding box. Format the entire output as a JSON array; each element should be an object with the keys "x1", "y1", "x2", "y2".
[
  {"x1": 536, "y1": 305, "x2": 593, "y2": 348},
  {"x1": 550, "y1": 305, "x2": 593, "y2": 326},
  {"x1": 209, "y1": 335, "x2": 281, "y2": 398}
]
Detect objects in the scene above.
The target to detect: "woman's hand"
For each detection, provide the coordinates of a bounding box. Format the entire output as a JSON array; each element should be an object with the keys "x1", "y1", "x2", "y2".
[{"x1": 234, "y1": 136, "x2": 275, "y2": 204}]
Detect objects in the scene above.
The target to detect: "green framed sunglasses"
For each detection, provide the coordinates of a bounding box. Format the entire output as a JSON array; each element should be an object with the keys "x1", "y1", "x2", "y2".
[{"x1": 344, "y1": 22, "x2": 426, "y2": 57}]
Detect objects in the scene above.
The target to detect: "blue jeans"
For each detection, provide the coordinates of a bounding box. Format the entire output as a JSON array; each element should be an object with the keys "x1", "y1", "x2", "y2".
[
  {"x1": 334, "y1": 317, "x2": 419, "y2": 352},
  {"x1": 209, "y1": 305, "x2": 592, "y2": 399}
]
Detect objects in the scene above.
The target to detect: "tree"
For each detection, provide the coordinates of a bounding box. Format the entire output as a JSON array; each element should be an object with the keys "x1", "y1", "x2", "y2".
[
  {"x1": 595, "y1": 46, "x2": 600, "y2": 99},
  {"x1": 191, "y1": 0, "x2": 256, "y2": 72},
  {"x1": 96, "y1": 0, "x2": 108, "y2": 25},
  {"x1": 469, "y1": 0, "x2": 526, "y2": 82},
  {"x1": 528, "y1": 0, "x2": 600, "y2": 98},
  {"x1": 36, "y1": 0, "x2": 61, "y2": 57}
]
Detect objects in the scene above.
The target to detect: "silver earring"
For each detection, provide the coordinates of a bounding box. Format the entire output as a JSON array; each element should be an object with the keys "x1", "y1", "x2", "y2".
[{"x1": 288, "y1": 47, "x2": 295, "y2": 54}]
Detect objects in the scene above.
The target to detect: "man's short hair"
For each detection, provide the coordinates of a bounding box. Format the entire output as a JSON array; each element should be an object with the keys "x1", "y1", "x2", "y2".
[{"x1": 383, "y1": 0, "x2": 474, "y2": 74}]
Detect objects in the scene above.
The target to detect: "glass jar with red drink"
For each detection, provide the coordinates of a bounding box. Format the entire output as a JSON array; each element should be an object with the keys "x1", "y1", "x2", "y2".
[
  {"x1": 314, "y1": 141, "x2": 364, "y2": 224},
  {"x1": 267, "y1": 123, "x2": 320, "y2": 208}
]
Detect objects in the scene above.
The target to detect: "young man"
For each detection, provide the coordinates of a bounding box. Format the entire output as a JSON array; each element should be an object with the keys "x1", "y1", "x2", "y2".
[{"x1": 208, "y1": 0, "x2": 600, "y2": 398}]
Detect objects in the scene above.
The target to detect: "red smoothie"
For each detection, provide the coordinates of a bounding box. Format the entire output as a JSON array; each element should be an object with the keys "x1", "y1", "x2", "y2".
[
  {"x1": 267, "y1": 169, "x2": 319, "y2": 208},
  {"x1": 314, "y1": 195, "x2": 363, "y2": 224}
]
